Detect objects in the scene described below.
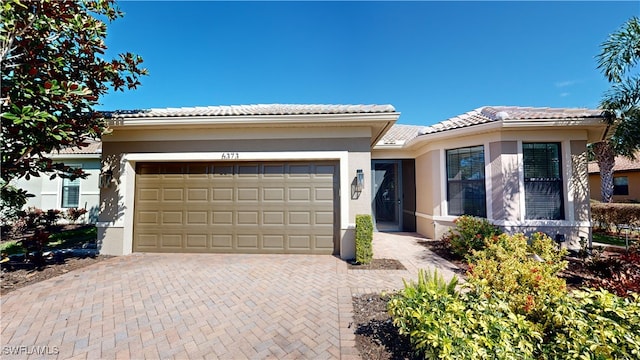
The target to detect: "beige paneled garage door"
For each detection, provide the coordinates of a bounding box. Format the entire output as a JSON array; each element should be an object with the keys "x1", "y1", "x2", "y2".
[{"x1": 133, "y1": 161, "x2": 338, "y2": 254}]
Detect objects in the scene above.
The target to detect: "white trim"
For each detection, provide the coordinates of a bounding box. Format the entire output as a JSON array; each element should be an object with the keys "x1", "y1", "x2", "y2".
[
  {"x1": 110, "y1": 112, "x2": 400, "y2": 128},
  {"x1": 517, "y1": 140, "x2": 526, "y2": 221},
  {"x1": 494, "y1": 220, "x2": 591, "y2": 227},
  {"x1": 51, "y1": 154, "x2": 100, "y2": 160},
  {"x1": 118, "y1": 151, "x2": 351, "y2": 255},
  {"x1": 439, "y1": 148, "x2": 447, "y2": 216},
  {"x1": 484, "y1": 142, "x2": 493, "y2": 220},
  {"x1": 563, "y1": 140, "x2": 575, "y2": 222},
  {"x1": 415, "y1": 212, "x2": 433, "y2": 220}
]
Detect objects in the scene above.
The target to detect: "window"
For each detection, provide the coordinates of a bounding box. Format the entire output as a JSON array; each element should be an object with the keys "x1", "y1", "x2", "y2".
[
  {"x1": 61, "y1": 168, "x2": 81, "y2": 208},
  {"x1": 446, "y1": 146, "x2": 486, "y2": 217},
  {"x1": 523, "y1": 143, "x2": 564, "y2": 220},
  {"x1": 613, "y1": 177, "x2": 629, "y2": 196}
]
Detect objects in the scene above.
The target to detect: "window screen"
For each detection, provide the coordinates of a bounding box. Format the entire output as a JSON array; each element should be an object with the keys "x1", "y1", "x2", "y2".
[
  {"x1": 523, "y1": 143, "x2": 564, "y2": 220},
  {"x1": 446, "y1": 146, "x2": 486, "y2": 217},
  {"x1": 61, "y1": 173, "x2": 81, "y2": 208}
]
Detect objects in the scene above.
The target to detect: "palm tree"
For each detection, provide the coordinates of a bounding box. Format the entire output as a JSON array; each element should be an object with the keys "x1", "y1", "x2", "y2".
[{"x1": 594, "y1": 16, "x2": 640, "y2": 203}]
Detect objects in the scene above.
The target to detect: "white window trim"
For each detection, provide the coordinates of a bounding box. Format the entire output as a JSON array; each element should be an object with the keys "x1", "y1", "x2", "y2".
[
  {"x1": 60, "y1": 163, "x2": 81, "y2": 208},
  {"x1": 518, "y1": 141, "x2": 573, "y2": 222}
]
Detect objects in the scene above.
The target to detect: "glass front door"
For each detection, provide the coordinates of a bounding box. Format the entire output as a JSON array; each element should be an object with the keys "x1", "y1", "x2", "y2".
[{"x1": 372, "y1": 161, "x2": 401, "y2": 231}]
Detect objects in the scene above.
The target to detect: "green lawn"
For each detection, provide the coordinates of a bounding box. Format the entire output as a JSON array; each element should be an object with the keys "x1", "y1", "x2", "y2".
[
  {"x1": 593, "y1": 232, "x2": 637, "y2": 247},
  {"x1": 0, "y1": 225, "x2": 97, "y2": 256}
]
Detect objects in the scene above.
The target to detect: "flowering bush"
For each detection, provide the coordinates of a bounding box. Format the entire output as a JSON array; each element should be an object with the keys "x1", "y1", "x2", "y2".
[
  {"x1": 65, "y1": 208, "x2": 88, "y2": 223},
  {"x1": 442, "y1": 215, "x2": 502, "y2": 257},
  {"x1": 388, "y1": 233, "x2": 640, "y2": 359}
]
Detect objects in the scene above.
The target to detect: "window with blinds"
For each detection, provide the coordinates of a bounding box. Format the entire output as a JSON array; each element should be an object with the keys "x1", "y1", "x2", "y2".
[
  {"x1": 523, "y1": 143, "x2": 564, "y2": 220},
  {"x1": 446, "y1": 145, "x2": 486, "y2": 217},
  {"x1": 61, "y1": 166, "x2": 81, "y2": 208}
]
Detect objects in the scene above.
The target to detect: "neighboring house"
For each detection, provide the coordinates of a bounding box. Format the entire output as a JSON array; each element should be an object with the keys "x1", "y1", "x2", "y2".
[
  {"x1": 97, "y1": 104, "x2": 607, "y2": 259},
  {"x1": 588, "y1": 152, "x2": 640, "y2": 203},
  {"x1": 13, "y1": 140, "x2": 102, "y2": 223}
]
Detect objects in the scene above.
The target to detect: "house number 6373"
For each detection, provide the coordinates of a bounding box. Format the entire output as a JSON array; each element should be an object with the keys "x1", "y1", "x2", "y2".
[{"x1": 221, "y1": 152, "x2": 239, "y2": 160}]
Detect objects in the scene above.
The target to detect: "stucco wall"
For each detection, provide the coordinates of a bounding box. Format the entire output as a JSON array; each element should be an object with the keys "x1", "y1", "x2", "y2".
[
  {"x1": 410, "y1": 128, "x2": 595, "y2": 248},
  {"x1": 14, "y1": 157, "x2": 101, "y2": 223},
  {"x1": 415, "y1": 150, "x2": 440, "y2": 239},
  {"x1": 589, "y1": 171, "x2": 640, "y2": 203},
  {"x1": 98, "y1": 136, "x2": 372, "y2": 258}
]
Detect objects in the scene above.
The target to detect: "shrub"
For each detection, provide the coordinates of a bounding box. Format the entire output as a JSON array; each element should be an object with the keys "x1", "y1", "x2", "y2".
[
  {"x1": 65, "y1": 208, "x2": 88, "y2": 223},
  {"x1": 587, "y1": 245, "x2": 640, "y2": 297},
  {"x1": 355, "y1": 214, "x2": 373, "y2": 264},
  {"x1": 591, "y1": 202, "x2": 640, "y2": 233},
  {"x1": 388, "y1": 269, "x2": 539, "y2": 359},
  {"x1": 388, "y1": 234, "x2": 640, "y2": 359},
  {"x1": 541, "y1": 290, "x2": 640, "y2": 358},
  {"x1": 442, "y1": 215, "x2": 502, "y2": 257},
  {"x1": 467, "y1": 233, "x2": 568, "y2": 321}
]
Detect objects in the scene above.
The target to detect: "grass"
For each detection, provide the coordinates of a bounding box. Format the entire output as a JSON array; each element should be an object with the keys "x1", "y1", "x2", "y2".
[
  {"x1": 0, "y1": 241, "x2": 24, "y2": 256},
  {"x1": 47, "y1": 225, "x2": 97, "y2": 249},
  {"x1": 593, "y1": 231, "x2": 637, "y2": 247},
  {"x1": 0, "y1": 225, "x2": 97, "y2": 256}
]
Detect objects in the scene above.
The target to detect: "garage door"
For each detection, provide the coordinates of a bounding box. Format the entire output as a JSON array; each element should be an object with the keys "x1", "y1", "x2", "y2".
[{"x1": 133, "y1": 161, "x2": 338, "y2": 254}]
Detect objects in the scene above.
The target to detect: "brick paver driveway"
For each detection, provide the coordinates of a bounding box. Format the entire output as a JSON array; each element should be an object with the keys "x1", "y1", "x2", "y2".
[{"x1": 0, "y1": 233, "x2": 459, "y2": 359}]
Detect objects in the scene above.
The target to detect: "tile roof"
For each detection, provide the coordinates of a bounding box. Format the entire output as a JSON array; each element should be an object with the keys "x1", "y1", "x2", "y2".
[
  {"x1": 106, "y1": 104, "x2": 397, "y2": 119},
  {"x1": 420, "y1": 106, "x2": 604, "y2": 135},
  {"x1": 52, "y1": 140, "x2": 102, "y2": 155},
  {"x1": 588, "y1": 152, "x2": 640, "y2": 173},
  {"x1": 379, "y1": 124, "x2": 423, "y2": 144}
]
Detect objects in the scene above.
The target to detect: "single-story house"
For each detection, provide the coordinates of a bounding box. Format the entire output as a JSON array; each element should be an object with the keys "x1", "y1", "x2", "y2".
[
  {"x1": 13, "y1": 140, "x2": 102, "y2": 223},
  {"x1": 588, "y1": 151, "x2": 640, "y2": 203},
  {"x1": 97, "y1": 104, "x2": 607, "y2": 259}
]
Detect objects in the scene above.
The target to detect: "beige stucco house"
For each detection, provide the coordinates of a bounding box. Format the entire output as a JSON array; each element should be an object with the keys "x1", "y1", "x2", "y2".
[
  {"x1": 97, "y1": 104, "x2": 607, "y2": 259},
  {"x1": 13, "y1": 140, "x2": 102, "y2": 223},
  {"x1": 588, "y1": 152, "x2": 640, "y2": 203}
]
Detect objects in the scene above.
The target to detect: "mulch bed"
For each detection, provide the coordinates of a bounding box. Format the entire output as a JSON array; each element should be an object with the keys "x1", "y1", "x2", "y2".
[
  {"x1": 0, "y1": 255, "x2": 112, "y2": 296},
  {"x1": 352, "y1": 293, "x2": 418, "y2": 360},
  {"x1": 348, "y1": 258, "x2": 406, "y2": 270}
]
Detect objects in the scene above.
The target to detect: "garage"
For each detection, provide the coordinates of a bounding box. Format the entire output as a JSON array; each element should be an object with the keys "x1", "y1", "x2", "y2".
[{"x1": 133, "y1": 161, "x2": 338, "y2": 254}]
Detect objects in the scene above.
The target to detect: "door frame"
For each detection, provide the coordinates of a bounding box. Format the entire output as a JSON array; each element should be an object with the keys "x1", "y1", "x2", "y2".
[{"x1": 371, "y1": 159, "x2": 403, "y2": 232}]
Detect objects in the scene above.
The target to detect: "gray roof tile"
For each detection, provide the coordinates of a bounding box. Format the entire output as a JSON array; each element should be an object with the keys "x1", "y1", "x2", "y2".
[
  {"x1": 52, "y1": 140, "x2": 101, "y2": 155},
  {"x1": 107, "y1": 104, "x2": 397, "y2": 118},
  {"x1": 380, "y1": 124, "x2": 423, "y2": 144},
  {"x1": 420, "y1": 106, "x2": 604, "y2": 135}
]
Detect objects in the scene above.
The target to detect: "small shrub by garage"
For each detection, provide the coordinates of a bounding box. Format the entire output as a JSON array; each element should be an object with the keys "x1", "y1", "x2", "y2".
[{"x1": 355, "y1": 214, "x2": 373, "y2": 265}]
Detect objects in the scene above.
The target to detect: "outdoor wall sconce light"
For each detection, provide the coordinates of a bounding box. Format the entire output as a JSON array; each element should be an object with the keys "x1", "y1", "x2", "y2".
[
  {"x1": 99, "y1": 168, "x2": 113, "y2": 189},
  {"x1": 356, "y1": 169, "x2": 365, "y2": 192},
  {"x1": 351, "y1": 169, "x2": 365, "y2": 200}
]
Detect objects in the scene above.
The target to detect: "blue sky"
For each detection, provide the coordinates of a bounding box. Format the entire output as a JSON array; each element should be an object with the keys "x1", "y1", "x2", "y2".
[{"x1": 99, "y1": 1, "x2": 639, "y2": 126}]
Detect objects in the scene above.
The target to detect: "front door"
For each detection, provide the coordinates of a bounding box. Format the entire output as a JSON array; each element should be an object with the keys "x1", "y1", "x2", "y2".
[{"x1": 372, "y1": 160, "x2": 401, "y2": 231}]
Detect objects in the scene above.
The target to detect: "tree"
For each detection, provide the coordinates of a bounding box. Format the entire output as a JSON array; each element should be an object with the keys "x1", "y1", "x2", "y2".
[
  {"x1": 594, "y1": 16, "x2": 640, "y2": 203},
  {"x1": 0, "y1": 0, "x2": 147, "y2": 221}
]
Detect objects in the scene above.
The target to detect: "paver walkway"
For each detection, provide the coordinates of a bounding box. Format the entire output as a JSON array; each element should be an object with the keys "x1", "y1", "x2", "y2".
[{"x1": 0, "y1": 232, "x2": 459, "y2": 359}]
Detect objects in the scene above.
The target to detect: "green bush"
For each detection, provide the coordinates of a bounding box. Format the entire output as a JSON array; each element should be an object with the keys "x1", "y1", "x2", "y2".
[
  {"x1": 541, "y1": 290, "x2": 640, "y2": 359},
  {"x1": 591, "y1": 202, "x2": 640, "y2": 233},
  {"x1": 467, "y1": 232, "x2": 568, "y2": 322},
  {"x1": 443, "y1": 215, "x2": 502, "y2": 257},
  {"x1": 388, "y1": 233, "x2": 640, "y2": 359},
  {"x1": 355, "y1": 214, "x2": 373, "y2": 264},
  {"x1": 388, "y1": 269, "x2": 539, "y2": 359}
]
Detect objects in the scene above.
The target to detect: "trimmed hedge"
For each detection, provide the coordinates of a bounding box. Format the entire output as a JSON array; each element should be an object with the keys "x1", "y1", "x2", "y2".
[
  {"x1": 591, "y1": 202, "x2": 640, "y2": 233},
  {"x1": 355, "y1": 214, "x2": 373, "y2": 264}
]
